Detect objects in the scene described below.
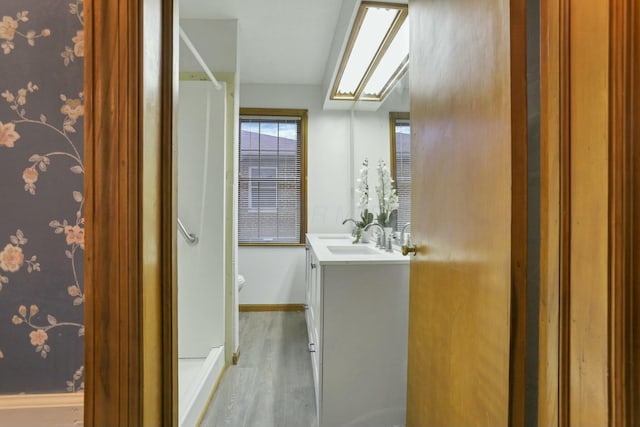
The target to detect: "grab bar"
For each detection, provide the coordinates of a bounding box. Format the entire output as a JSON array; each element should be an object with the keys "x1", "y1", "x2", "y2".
[{"x1": 177, "y1": 217, "x2": 198, "y2": 245}]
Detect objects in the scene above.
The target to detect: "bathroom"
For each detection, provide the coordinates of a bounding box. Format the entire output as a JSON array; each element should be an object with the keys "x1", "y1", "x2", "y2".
[
  {"x1": 0, "y1": 0, "x2": 544, "y2": 425},
  {"x1": 188, "y1": 0, "x2": 409, "y2": 293},
  {"x1": 175, "y1": 0, "x2": 411, "y2": 425},
  {"x1": 0, "y1": 0, "x2": 409, "y2": 424}
]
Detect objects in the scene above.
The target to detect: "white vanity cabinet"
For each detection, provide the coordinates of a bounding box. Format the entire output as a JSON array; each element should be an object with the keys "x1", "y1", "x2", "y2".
[
  {"x1": 305, "y1": 245, "x2": 323, "y2": 416},
  {"x1": 305, "y1": 234, "x2": 409, "y2": 427}
]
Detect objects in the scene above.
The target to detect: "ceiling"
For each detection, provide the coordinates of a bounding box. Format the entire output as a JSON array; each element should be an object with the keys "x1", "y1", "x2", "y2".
[{"x1": 179, "y1": 0, "x2": 345, "y2": 85}]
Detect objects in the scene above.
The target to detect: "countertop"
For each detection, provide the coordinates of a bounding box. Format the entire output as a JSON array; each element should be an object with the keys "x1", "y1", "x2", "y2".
[{"x1": 306, "y1": 233, "x2": 409, "y2": 265}]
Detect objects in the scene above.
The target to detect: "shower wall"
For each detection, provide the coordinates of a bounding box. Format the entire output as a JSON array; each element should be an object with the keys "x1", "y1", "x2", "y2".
[
  {"x1": 0, "y1": 0, "x2": 84, "y2": 395},
  {"x1": 180, "y1": 17, "x2": 240, "y2": 365},
  {"x1": 178, "y1": 80, "x2": 227, "y2": 358}
]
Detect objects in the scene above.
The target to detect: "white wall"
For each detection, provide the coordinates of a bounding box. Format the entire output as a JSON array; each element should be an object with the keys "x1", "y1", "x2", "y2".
[
  {"x1": 180, "y1": 19, "x2": 238, "y2": 73},
  {"x1": 238, "y1": 83, "x2": 409, "y2": 304}
]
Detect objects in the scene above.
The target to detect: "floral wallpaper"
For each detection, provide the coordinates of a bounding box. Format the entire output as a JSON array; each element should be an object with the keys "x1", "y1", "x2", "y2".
[{"x1": 0, "y1": 0, "x2": 84, "y2": 394}]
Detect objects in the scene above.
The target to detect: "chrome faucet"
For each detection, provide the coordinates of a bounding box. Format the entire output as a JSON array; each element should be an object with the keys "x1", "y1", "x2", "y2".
[
  {"x1": 400, "y1": 222, "x2": 411, "y2": 246},
  {"x1": 364, "y1": 223, "x2": 385, "y2": 248},
  {"x1": 342, "y1": 218, "x2": 358, "y2": 236},
  {"x1": 342, "y1": 218, "x2": 357, "y2": 226}
]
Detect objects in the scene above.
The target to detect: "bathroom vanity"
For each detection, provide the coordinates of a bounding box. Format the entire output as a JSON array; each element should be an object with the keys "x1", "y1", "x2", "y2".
[{"x1": 305, "y1": 234, "x2": 409, "y2": 427}]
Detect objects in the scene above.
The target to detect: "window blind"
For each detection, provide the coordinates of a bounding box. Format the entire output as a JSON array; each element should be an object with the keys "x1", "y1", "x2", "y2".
[
  {"x1": 238, "y1": 110, "x2": 306, "y2": 244},
  {"x1": 393, "y1": 117, "x2": 411, "y2": 229}
]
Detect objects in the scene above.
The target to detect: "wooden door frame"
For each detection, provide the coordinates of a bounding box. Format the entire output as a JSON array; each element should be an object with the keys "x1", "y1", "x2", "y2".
[
  {"x1": 84, "y1": 0, "x2": 177, "y2": 425},
  {"x1": 81, "y1": 0, "x2": 640, "y2": 425},
  {"x1": 609, "y1": 0, "x2": 640, "y2": 425},
  {"x1": 539, "y1": 1, "x2": 561, "y2": 425},
  {"x1": 509, "y1": 2, "x2": 528, "y2": 426},
  {"x1": 540, "y1": 0, "x2": 639, "y2": 425}
]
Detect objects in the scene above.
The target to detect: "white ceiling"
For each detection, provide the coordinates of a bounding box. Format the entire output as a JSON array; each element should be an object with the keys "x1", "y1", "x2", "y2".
[{"x1": 179, "y1": 0, "x2": 345, "y2": 85}]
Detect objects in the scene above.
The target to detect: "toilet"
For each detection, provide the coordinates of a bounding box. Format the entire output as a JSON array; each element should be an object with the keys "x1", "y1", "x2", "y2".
[{"x1": 238, "y1": 274, "x2": 246, "y2": 293}]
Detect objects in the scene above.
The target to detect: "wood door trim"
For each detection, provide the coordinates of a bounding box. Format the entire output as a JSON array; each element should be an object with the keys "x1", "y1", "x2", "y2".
[
  {"x1": 85, "y1": 0, "x2": 176, "y2": 425},
  {"x1": 631, "y1": 4, "x2": 640, "y2": 420},
  {"x1": 84, "y1": 0, "x2": 142, "y2": 424},
  {"x1": 609, "y1": 0, "x2": 639, "y2": 425},
  {"x1": 239, "y1": 304, "x2": 306, "y2": 312},
  {"x1": 608, "y1": 1, "x2": 630, "y2": 424},
  {"x1": 542, "y1": 1, "x2": 639, "y2": 425},
  {"x1": 558, "y1": 0, "x2": 572, "y2": 425},
  {"x1": 508, "y1": 0, "x2": 528, "y2": 425},
  {"x1": 539, "y1": 0, "x2": 562, "y2": 425},
  {"x1": 632, "y1": 4, "x2": 640, "y2": 414},
  {"x1": 161, "y1": 0, "x2": 179, "y2": 424}
]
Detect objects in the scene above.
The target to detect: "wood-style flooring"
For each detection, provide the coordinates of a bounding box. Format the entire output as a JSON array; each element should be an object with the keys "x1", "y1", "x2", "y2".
[{"x1": 200, "y1": 311, "x2": 316, "y2": 427}]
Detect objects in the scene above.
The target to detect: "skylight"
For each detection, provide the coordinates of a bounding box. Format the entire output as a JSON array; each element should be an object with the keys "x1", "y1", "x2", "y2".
[{"x1": 331, "y1": 2, "x2": 409, "y2": 102}]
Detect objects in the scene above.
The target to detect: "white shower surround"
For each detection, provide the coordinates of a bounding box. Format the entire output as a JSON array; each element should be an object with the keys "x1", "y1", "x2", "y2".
[{"x1": 177, "y1": 80, "x2": 227, "y2": 425}]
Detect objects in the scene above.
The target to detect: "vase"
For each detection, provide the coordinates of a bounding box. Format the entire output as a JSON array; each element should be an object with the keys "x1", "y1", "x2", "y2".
[
  {"x1": 352, "y1": 227, "x2": 369, "y2": 244},
  {"x1": 360, "y1": 228, "x2": 370, "y2": 243}
]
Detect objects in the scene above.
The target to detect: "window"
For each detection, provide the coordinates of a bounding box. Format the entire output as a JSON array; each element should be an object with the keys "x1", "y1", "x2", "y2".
[
  {"x1": 390, "y1": 112, "x2": 410, "y2": 229},
  {"x1": 248, "y1": 166, "x2": 277, "y2": 211},
  {"x1": 238, "y1": 108, "x2": 307, "y2": 244}
]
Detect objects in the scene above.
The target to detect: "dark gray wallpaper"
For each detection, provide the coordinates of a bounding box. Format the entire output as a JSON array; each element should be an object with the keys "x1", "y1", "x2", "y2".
[{"x1": 0, "y1": 1, "x2": 84, "y2": 394}]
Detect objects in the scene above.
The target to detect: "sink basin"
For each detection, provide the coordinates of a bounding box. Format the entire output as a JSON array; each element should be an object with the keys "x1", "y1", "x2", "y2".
[
  {"x1": 326, "y1": 245, "x2": 381, "y2": 255},
  {"x1": 317, "y1": 235, "x2": 351, "y2": 240}
]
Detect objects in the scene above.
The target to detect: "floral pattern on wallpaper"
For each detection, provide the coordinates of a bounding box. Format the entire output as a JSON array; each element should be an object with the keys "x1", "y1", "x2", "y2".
[
  {"x1": 0, "y1": 11, "x2": 51, "y2": 55},
  {"x1": 0, "y1": 0, "x2": 84, "y2": 394}
]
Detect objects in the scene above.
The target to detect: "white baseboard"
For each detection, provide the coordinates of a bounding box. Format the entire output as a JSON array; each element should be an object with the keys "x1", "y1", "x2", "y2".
[{"x1": 0, "y1": 393, "x2": 83, "y2": 427}]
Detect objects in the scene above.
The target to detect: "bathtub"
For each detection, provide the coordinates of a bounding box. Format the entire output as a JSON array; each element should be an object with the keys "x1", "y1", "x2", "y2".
[{"x1": 178, "y1": 347, "x2": 225, "y2": 427}]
